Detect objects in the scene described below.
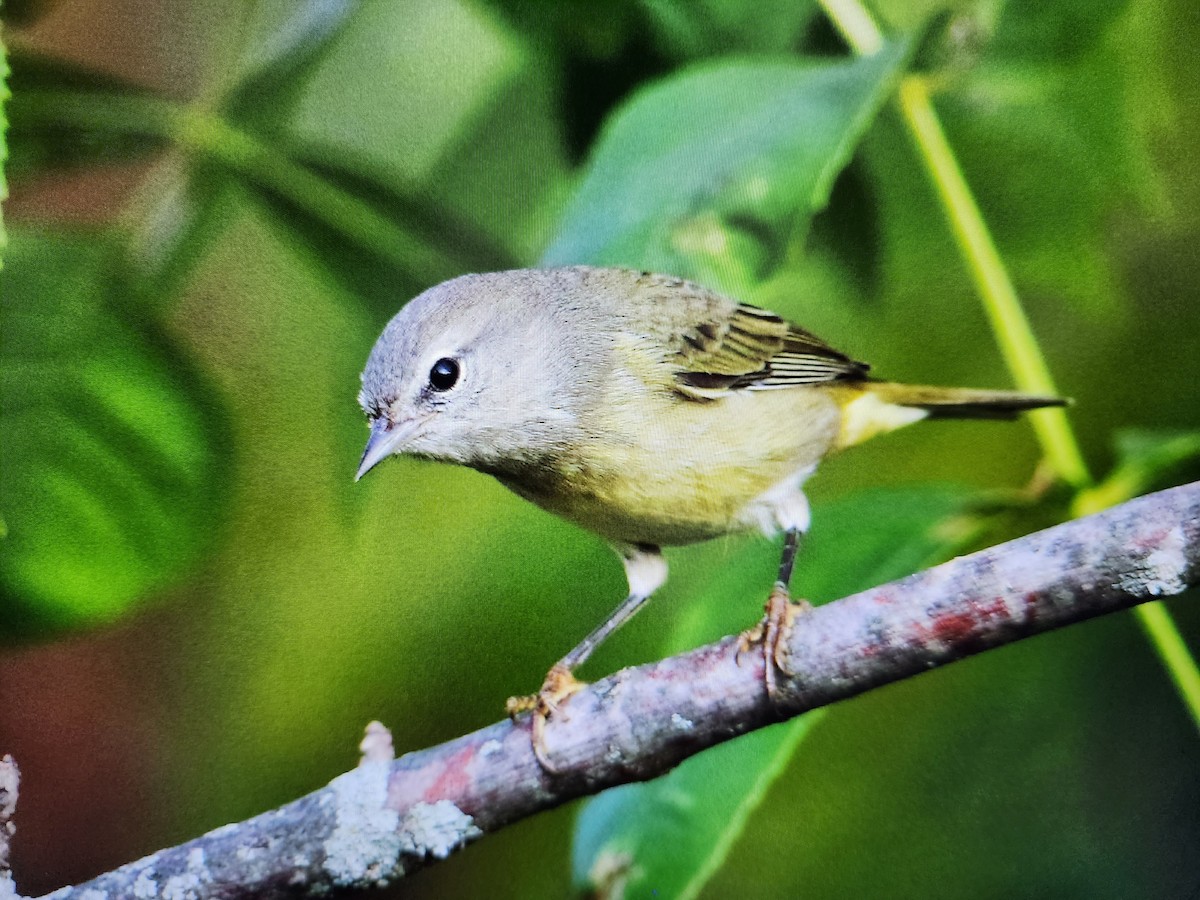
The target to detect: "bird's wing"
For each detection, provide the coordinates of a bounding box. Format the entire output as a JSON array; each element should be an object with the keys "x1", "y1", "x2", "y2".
[{"x1": 671, "y1": 302, "x2": 870, "y2": 401}]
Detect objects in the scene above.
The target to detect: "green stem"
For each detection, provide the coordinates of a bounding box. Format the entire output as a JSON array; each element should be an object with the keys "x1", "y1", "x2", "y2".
[
  {"x1": 893, "y1": 75, "x2": 1089, "y2": 488},
  {"x1": 820, "y1": 3, "x2": 1088, "y2": 487},
  {"x1": 819, "y1": 0, "x2": 884, "y2": 54},
  {"x1": 819, "y1": 0, "x2": 1200, "y2": 734},
  {"x1": 14, "y1": 89, "x2": 462, "y2": 281},
  {"x1": 1131, "y1": 604, "x2": 1200, "y2": 719},
  {"x1": 170, "y1": 107, "x2": 458, "y2": 279}
]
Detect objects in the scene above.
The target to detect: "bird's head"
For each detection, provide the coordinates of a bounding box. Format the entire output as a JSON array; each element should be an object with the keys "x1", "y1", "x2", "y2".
[{"x1": 355, "y1": 269, "x2": 597, "y2": 481}]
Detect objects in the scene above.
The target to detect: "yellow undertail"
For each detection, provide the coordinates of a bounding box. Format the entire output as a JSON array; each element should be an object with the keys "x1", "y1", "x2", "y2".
[{"x1": 832, "y1": 382, "x2": 1067, "y2": 450}]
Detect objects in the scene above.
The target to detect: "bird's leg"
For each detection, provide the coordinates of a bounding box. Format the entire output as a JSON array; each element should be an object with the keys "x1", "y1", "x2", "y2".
[
  {"x1": 776, "y1": 524, "x2": 802, "y2": 587},
  {"x1": 761, "y1": 526, "x2": 814, "y2": 698},
  {"x1": 738, "y1": 527, "x2": 814, "y2": 698},
  {"x1": 507, "y1": 544, "x2": 667, "y2": 772}
]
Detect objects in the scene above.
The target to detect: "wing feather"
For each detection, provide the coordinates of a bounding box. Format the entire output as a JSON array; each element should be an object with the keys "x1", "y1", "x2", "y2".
[{"x1": 673, "y1": 303, "x2": 869, "y2": 400}]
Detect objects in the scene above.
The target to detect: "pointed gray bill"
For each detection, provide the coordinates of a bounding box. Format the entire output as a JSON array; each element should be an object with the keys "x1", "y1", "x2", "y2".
[{"x1": 355, "y1": 417, "x2": 423, "y2": 481}]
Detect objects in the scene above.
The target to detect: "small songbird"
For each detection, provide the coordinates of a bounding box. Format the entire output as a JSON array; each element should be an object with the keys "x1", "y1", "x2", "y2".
[{"x1": 356, "y1": 266, "x2": 1063, "y2": 765}]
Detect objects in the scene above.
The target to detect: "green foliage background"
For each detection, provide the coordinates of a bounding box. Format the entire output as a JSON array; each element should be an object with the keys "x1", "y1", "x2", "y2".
[{"x1": 1, "y1": 0, "x2": 1198, "y2": 896}]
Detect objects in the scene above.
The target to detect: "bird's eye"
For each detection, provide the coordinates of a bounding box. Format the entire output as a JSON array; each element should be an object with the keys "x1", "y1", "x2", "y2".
[{"x1": 428, "y1": 357, "x2": 460, "y2": 391}]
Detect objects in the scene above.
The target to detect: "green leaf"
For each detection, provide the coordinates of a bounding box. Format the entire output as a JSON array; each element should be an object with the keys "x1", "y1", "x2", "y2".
[
  {"x1": 1075, "y1": 429, "x2": 1200, "y2": 514},
  {"x1": 577, "y1": 707, "x2": 823, "y2": 900},
  {"x1": 541, "y1": 42, "x2": 910, "y2": 293},
  {"x1": 1111, "y1": 429, "x2": 1200, "y2": 482},
  {"x1": 921, "y1": 0, "x2": 1157, "y2": 316},
  {"x1": 636, "y1": 0, "x2": 819, "y2": 60},
  {"x1": 240, "y1": 153, "x2": 519, "y2": 314},
  {"x1": 990, "y1": 0, "x2": 1131, "y2": 62},
  {"x1": 130, "y1": 158, "x2": 246, "y2": 304},
  {"x1": 573, "y1": 485, "x2": 980, "y2": 899},
  {"x1": 0, "y1": 30, "x2": 9, "y2": 271},
  {"x1": 231, "y1": 0, "x2": 360, "y2": 90},
  {"x1": 0, "y1": 229, "x2": 230, "y2": 635},
  {"x1": 257, "y1": 0, "x2": 545, "y2": 204},
  {"x1": 130, "y1": 0, "x2": 565, "y2": 301},
  {"x1": 487, "y1": 0, "x2": 817, "y2": 63},
  {"x1": 4, "y1": 52, "x2": 172, "y2": 181},
  {"x1": 223, "y1": 0, "x2": 361, "y2": 133},
  {"x1": 2, "y1": 51, "x2": 199, "y2": 298}
]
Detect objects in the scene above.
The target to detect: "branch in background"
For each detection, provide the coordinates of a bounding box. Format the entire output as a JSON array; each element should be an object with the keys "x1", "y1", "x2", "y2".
[
  {"x1": 32, "y1": 483, "x2": 1200, "y2": 899},
  {"x1": 819, "y1": 0, "x2": 1200, "y2": 730},
  {"x1": 0, "y1": 756, "x2": 19, "y2": 900}
]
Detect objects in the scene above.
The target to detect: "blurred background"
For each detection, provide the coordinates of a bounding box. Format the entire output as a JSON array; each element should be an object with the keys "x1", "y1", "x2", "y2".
[{"x1": 1, "y1": 0, "x2": 1198, "y2": 896}]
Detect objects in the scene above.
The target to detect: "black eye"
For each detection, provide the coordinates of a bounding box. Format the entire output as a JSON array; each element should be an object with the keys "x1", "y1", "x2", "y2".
[{"x1": 428, "y1": 357, "x2": 460, "y2": 391}]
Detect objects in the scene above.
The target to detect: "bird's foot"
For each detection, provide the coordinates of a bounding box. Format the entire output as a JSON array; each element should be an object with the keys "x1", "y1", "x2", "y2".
[
  {"x1": 505, "y1": 662, "x2": 586, "y2": 773},
  {"x1": 737, "y1": 582, "x2": 813, "y2": 701}
]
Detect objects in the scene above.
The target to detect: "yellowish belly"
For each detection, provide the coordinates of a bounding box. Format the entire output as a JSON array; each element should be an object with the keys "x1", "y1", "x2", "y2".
[{"x1": 501, "y1": 387, "x2": 842, "y2": 547}]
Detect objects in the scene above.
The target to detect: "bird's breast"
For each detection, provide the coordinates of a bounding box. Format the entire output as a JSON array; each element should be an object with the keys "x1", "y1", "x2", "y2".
[{"x1": 492, "y1": 385, "x2": 842, "y2": 547}]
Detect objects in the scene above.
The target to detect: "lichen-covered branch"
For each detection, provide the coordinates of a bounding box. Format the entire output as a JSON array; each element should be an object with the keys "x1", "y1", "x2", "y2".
[
  {"x1": 0, "y1": 756, "x2": 19, "y2": 900},
  {"x1": 33, "y1": 482, "x2": 1200, "y2": 899}
]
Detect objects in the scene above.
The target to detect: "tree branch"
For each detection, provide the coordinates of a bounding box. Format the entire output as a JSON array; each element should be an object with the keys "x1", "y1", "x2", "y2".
[
  {"x1": 34, "y1": 482, "x2": 1200, "y2": 899},
  {"x1": 0, "y1": 756, "x2": 19, "y2": 900}
]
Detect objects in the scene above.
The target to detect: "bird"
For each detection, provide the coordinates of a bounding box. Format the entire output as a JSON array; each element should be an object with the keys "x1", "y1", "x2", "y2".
[{"x1": 355, "y1": 265, "x2": 1064, "y2": 768}]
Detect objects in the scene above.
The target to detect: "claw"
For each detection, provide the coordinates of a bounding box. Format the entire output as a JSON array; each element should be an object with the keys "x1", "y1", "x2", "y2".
[
  {"x1": 741, "y1": 582, "x2": 813, "y2": 702},
  {"x1": 508, "y1": 663, "x2": 586, "y2": 772},
  {"x1": 505, "y1": 693, "x2": 538, "y2": 718},
  {"x1": 735, "y1": 621, "x2": 765, "y2": 667}
]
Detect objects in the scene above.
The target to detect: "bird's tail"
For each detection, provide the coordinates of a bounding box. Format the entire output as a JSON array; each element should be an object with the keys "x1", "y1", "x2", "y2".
[{"x1": 832, "y1": 382, "x2": 1067, "y2": 449}]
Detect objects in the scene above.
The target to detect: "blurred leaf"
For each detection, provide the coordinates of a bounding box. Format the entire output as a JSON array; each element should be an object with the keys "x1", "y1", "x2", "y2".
[
  {"x1": 488, "y1": 0, "x2": 816, "y2": 62},
  {"x1": 232, "y1": 0, "x2": 360, "y2": 91},
  {"x1": 480, "y1": 0, "x2": 639, "y2": 66},
  {"x1": 576, "y1": 713, "x2": 822, "y2": 900},
  {"x1": 1112, "y1": 429, "x2": 1200, "y2": 483},
  {"x1": 1, "y1": 0, "x2": 62, "y2": 26},
  {"x1": 989, "y1": 0, "x2": 1131, "y2": 62},
  {"x1": 637, "y1": 0, "x2": 819, "y2": 59},
  {"x1": 9, "y1": 1, "x2": 558, "y2": 306},
  {"x1": 132, "y1": 132, "x2": 491, "y2": 309},
  {"x1": 137, "y1": 0, "x2": 563, "y2": 304},
  {"x1": 4, "y1": 52, "x2": 172, "y2": 180},
  {"x1": 0, "y1": 229, "x2": 230, "y2": 635},
  {"x1": 928, "y1": 0, "x2": 1154, "y2": 315},
  {"x1": 573, "y1": 485, "x2": 980, "y2": 899},
  {"x1": 542, "y1": 42, "x2": 910, "y2": 294},
  {"x1": 1075, "y1": 429, "x2": 1200, "y2": 514},
  {"x1": 243, "y1": 153, "x2": 519, "y2": 312},
  {"x1": 269, "y1": 0, "x2": 570, "y2": 261},
  {"x1": 273, "y1": 0, "x2": 526, "y2": 187},
  {"x1": 489, "y1": 0, "x2": 823, "y2": 165},
  {"x1": 3, "y1": 52, "x2": 219, "y2": 299},
  {"x1": 129, "y1": 157, "x2": 245, "y2": 303},
  {"x1": 799, "y1": 159, "x2": 883, "y2": 301},
  {"x1": 1, "y1": 30, "x2": 9, "y2": 270},
  {"x1": 482, "y1": 0, "x2": 665, "y2": 160},
  {"x1": 224, "y1": 0, "x2": 361, "y2": 133},
  {"x1": 877, "y1": 0, "x2": 1130, "y2": 60}
]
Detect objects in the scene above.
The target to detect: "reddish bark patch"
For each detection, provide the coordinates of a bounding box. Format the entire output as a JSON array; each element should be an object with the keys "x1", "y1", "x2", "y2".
[
  {"x1": 978, "y1": 596, "x2": 1009, "y2": 620},
  {"x1": 928, "y1": 610, "x2": 980, "y2": 645},
  {"x1": 422, "y1": 744, "x2": 478, "y2": 802},
  {"x1": 1131, "y1": 528, "x2": 1170, "y2": 554}
]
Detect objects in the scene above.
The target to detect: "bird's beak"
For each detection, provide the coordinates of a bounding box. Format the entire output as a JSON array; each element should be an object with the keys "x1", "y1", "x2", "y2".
[{"x1": 355, "y1": 417, "x2": 422, "y2": 482}]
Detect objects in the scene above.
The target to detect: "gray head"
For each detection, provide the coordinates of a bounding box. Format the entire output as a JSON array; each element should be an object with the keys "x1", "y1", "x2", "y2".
[{"x1": 356, "y1": 267, "x2": 614, "y2": 480}]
